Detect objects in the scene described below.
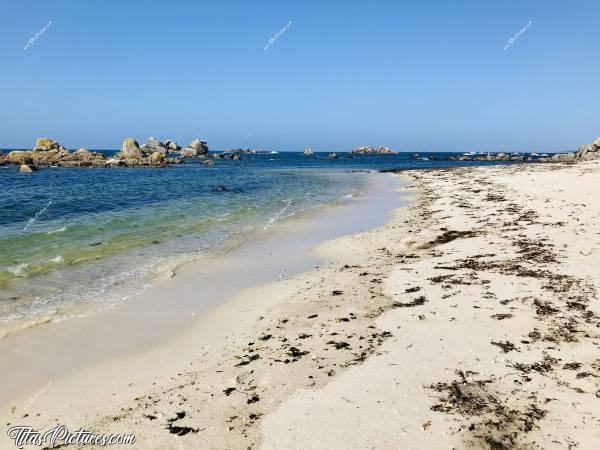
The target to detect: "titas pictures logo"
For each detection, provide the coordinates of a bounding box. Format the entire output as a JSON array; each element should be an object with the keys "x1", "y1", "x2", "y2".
[{"x1": 7, "y1": 425, "x2": 136, "y2": 448}]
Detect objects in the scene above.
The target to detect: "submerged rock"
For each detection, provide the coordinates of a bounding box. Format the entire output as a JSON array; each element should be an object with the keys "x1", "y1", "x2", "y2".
[{"x1": 19, "y1": 164, "x2": 34, "y2": 173}]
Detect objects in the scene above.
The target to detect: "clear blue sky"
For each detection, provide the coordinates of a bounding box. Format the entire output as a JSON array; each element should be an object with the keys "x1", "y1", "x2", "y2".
[{"x1": 1, "y1": 0, "x2": 599, "y2": 152}]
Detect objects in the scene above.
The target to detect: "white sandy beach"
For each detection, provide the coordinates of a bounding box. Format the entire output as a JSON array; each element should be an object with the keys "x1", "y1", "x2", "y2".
[{"x1": 2, "y1": 160, "x2": 599, "y2": 450}]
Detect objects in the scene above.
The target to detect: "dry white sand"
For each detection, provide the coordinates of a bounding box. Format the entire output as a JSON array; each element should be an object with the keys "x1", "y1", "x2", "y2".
[{"x1": 2, "y1": 161, "x2": 599, "y2": 450}]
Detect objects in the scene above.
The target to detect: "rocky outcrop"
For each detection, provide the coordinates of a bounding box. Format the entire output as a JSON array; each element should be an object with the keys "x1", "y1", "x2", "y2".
[
  {"x1": 328, "y1": 153, "x2": 338, "y2": 159},
  {"x1": 447, "y1": 152, "x2": 526, "y2": 162},
  {"x1": 3, "y1": 137, "x2": 187, "y2": 170},
  {"x1": 304, "y1": 147, "x2": 313, "y2": 157},
  {"x1": 351, "y1": 146, "x2": 397, "y2": 154},
  {"x1": 574, "y1": 137, "x2": 600, "y2": 161}
]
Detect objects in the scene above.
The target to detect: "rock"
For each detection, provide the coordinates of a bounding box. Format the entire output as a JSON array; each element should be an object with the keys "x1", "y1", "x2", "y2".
[
  {"x1": 594, "y1": 137, "x2": 600, "y2": 148},
  {"x1": 304, "y1": 147, "x2": 313, "y2": 157},
  {"x1": 105, "y1": 158, "x2": 123, "y2": 166},
  {"x1": 328, "y1": 153, "x2": 338, "y2": 159},
  {"x1": 74, "y1": 148, "x2": 93, "y2": 159},
  {"x1": 143, "y1": 137, "x2": 169, "y2": 155},
  {"x1": 163, "y1": 140, "x2": 180, "y2": 151},
  {"x1": 231, "y1": 154, "x2": 241, "y2": 160},
  {"x1": 180, "y1": 147, "x2": 199, "y2": 157},
  {"x1": 212, "y1": 153, "x2": 224, "y2": 159},
  {"x1": 188, "y1": 139, "x2": 209, "y2": 155},
  {"x1": 150, "y1": 151, "x2": 165, "y2": 165},
  {"x1": 121, "y1": 138, "x2": 143, "y2": 158},
  {"x1": 575, "y1": 144, "x2": 595, "y2": 159},
  {"x1": 203, "y1": 159, "x2": 215, "y2": 166},
  {"x1": 0, "y1": 151, "x2": 6, "y2": 165},
  {"x1": 8, "y1": 151, "x2": 34, "y2": 165},
  {"x1": 350, "y1": 145, "x2": 397, "y2": 154},
  {"x1": 34, "y1": 138, "x2": 59, "y2": 151},
  {"x1": 551, "y1": 152, "x2": 576, "y2": 161},
  {"x1": 19, "y1": 164, "x2": 34, "y2": 173}
]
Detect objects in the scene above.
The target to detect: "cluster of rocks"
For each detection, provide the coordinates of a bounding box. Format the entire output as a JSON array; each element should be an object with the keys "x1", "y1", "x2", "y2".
[
  {"x1": 0, "y1": 137, "x2": 214, "y2": 172},
  {"x1": 447, "y1": 153, "x2": 528, "y2": 162},
  {"x1": 1, "y1": 138, "x2": 110, "y2": 172},
  {"x1": 350, "y1": 145, "x2": 397, "y2": 154},
  {"x1": 572, "y1": 137, "x2": 600, "y2": 161},
  {"x1": 223, "y1": 148, "x2": 268, "y2": 154},
  {"x1": 524, "y1": 136, "x2": 600, "y2": 163}
]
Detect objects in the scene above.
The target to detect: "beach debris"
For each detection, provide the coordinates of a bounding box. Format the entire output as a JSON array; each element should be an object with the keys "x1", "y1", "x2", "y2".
[
  {"x1": 392, "y1": 296, "x2": 427, "y2": 308},
  {"x1": 287, "y1": 346, "x2": 309, "y2": 359},
  {"x1": 247, "y1": 395, "x2": 260, "y2": 404},
  {"x1": 490, "y1": 313, "x2": 513, "y2": 320},
  {"x1": 165, "y1": 411, "x2": 199, "y2": 436},
  {"x1": 258, "y1": 334, "x2": 272, "y2": 341},
  {"x1": 490, "y1": 340, "x2": 518, "y2": 353},
  {"x1": 234, "y1": 354, "x2": 260, "y2": 367},
  {"x1": 327, "y1": 340, "x2": 350, "y2": 350},
  {"x1": 223, "y1": 387, "x2": 236, "y2": 396},
  {"x1": 425, "y1": 230, "x2": 479, "y2": 248}
]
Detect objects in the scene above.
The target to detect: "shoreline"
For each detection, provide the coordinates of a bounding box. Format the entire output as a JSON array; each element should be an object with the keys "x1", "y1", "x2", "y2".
[
  {"x1": 1, "y1": 160, "x2": 599, "y2": 449},
  {"x1": 0, "y1": 171, "x2": 407, "y2": 406}
]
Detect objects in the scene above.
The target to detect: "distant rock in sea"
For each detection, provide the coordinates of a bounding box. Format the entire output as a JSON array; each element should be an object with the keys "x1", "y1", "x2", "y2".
[
  {"x1": 0, "y1": 137, "x2": 195, "y2": 170},
  {"x1": 351, "y1": 145, "x2": 397, "y2": 154},
  {"x1": 180, "y1": 139, "x2": 209, "y2": 157},
  {"x1": 304, "y1": 147, "x2": 313, "y2": 157}
]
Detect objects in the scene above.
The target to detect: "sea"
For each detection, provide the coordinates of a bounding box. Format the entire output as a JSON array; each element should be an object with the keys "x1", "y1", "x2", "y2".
[{"x1": 0, "y1": 150, "x2": 532, "y2": 336}]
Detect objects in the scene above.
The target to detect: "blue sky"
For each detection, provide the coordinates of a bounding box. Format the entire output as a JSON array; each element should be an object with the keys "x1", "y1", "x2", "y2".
[{"x1": 1, "y1": 0, "x2": 599, "y2": 152}]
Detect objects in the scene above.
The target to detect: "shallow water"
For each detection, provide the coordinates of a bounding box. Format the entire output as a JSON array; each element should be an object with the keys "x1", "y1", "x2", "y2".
[{"x1": 0, "y1": 151, "x2": 525, "y2": 335}]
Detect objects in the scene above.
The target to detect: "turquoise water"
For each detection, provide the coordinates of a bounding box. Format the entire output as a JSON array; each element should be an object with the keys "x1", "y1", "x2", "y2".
[{"x1": 0, "y1": 151, "x2": 526, "y2": 335}]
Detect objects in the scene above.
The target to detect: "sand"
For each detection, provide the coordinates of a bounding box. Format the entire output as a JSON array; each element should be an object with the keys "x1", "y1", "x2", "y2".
[{"x1": 1, "y1": 160, "x2": 599, "y2": 450}]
